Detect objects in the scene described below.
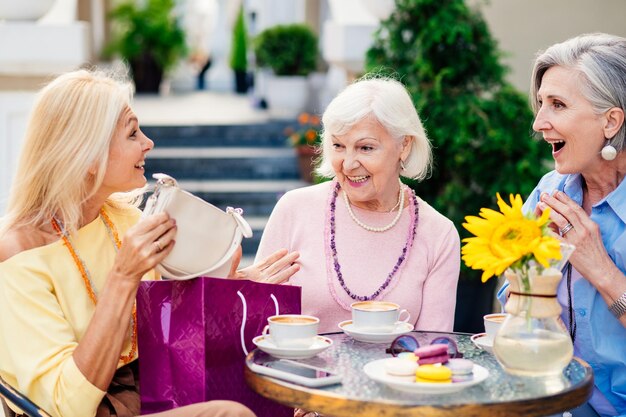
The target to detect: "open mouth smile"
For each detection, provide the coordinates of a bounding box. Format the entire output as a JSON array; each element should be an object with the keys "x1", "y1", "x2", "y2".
[
  {"x1": 347, "y1": 175, "x2": 369, "y2": 183},
  {"x1": 546, "y1": 139, "x2": 565, "y2": 153}
]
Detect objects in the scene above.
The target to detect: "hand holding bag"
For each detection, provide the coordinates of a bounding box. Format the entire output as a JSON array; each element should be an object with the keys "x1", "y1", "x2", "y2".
[{"x1": 142, "y1": 173, "x2": 252, "y2": 280}]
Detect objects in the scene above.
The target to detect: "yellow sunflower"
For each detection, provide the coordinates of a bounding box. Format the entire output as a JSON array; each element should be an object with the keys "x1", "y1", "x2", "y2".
[{"x1": 461, "y1": 193, "x2": 562, "y2": 282}]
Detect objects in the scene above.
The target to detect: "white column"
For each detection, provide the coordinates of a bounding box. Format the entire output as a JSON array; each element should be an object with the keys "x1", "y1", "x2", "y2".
[
  {"x1": 0, "y1": 0, "x2": 90, "y2": 214},
  {"x1": 0, "y1": 94, "x2": 35, "y2": 214}
]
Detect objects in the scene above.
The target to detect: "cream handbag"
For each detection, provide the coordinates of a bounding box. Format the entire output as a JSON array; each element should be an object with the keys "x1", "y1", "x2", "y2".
[{"x1": 142, "y1": 173, "x2": 253, "y2": 280}]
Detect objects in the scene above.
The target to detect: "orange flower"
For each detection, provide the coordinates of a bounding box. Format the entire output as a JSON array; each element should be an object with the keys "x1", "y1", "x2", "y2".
[
  {"x1": 298, "y1": 113, "x2": 310, "y2": 125},
  {"x1": 287, "y1": 113, "x2": 322, "y2": 148},
  {"x1": 305, "y1": 129, "x2": 317, "y2": 144}
]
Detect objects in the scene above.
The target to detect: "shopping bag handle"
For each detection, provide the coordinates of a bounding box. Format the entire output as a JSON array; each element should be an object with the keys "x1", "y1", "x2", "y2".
[{"x1": 237, "y1": 291, "x2": 279, "y2": 355}]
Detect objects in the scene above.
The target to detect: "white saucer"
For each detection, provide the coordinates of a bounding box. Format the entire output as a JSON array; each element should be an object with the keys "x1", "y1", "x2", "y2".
[
  {"x1": 252, "y1": 335, "x2": 332, "y2": 359},
  {"x1": 363, "y1": 358, "x2": 489, "y2": 394},
  {"x1": 338, "y1": 320, "x2": 414, "y2": 344},
  {"x1": 471, "y1": 333, "x2": 494, "y2": 354}
]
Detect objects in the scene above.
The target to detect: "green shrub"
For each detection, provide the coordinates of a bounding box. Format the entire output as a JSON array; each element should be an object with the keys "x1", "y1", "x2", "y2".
[
  {"x1": 230, "y1": 5, "x2": 248, "y2": 72},
  {"x1": 254, "y1": 24, "x2": 318, "y2": 76},
  {"x1": 366, "y1": 0, "x2": 551, "y2": 276},
  {"x1": 105, "y1": 0, "x2": 187, "y2": 73}
]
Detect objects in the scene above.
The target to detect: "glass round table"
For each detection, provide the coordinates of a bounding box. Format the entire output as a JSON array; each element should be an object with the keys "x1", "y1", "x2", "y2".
[{"x1": 244, "y1": 331, "x2": 593, "y2": 417}]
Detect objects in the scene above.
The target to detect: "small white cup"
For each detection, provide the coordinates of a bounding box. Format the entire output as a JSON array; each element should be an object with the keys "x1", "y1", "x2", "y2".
[
  {"x1": 351, "y1": 301, "x2": 410, "y2": 333},
  {"x1": 483, "y1": 313, "x2": 507, "y2": 341},
  {"x1": 262, "y1": 314, "x2": 320, "y2": 349}
]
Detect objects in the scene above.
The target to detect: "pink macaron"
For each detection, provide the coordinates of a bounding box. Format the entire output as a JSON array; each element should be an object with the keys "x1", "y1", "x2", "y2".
[{"x1": 414, "y1": 344, "x2": 449, "y2": 365}]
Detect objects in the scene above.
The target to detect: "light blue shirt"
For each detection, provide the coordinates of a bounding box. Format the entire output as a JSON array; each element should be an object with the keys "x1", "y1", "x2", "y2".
[{"x1": 497, "y1": 170, "x2": 626, "y2": 417}]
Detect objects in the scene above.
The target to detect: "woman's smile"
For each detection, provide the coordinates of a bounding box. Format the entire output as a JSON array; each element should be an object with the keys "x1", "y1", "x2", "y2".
[{"x1": 346, "y1": 175, "x2": 370, "y2": 187}]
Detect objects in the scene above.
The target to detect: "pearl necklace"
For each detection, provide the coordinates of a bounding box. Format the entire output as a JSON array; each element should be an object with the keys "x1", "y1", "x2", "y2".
[
  {"x1": 342, "y1": 178, "x2": 405, "y2": 232},
  {"x1": 51, "y1": 208, "x2": 137, "y2": 365},
  {"x1": 326, "y1": 181, "x2": 419, "y2": 307}
]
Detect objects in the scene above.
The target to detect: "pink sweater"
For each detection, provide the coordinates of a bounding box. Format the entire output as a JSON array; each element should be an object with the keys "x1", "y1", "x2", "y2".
[{"x1": 255, "y1": 181, "x2": 461, "y2": 334}]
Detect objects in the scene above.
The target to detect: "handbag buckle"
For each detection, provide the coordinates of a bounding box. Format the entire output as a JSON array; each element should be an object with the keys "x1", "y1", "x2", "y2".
[
  {"x1": 153, "y1": 173, "x2": 178, "y2": 188},
  {"x1": 143, "y1": 174, "x2": 179, "y2": 217},
  {"x1": 152, "y1": 173, "x2": 178, "y2": 199}
]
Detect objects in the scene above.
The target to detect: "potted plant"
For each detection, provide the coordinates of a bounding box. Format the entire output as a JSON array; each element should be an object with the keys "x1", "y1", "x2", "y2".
[
  {"x1": 284, "y1": 112, "x2": 322, "y2": 183},
  {"x1": 105, "y1": 0, "x2": 187, "y2": 93},
  {"x1": 230, "y1": 5, "x2": 248, "y2": 94},
  {"x1": 254, "y1": 23, "x2": 318, "y2": 119}
]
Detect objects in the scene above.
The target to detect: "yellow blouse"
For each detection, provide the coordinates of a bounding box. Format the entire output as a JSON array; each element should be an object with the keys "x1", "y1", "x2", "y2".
[{"x1": 0, "y1": 203, "x2": 158, "y2": 417}]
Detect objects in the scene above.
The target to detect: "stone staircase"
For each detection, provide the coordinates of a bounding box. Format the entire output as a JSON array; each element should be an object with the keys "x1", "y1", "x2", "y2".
[{"x1": 142, "y1": 122, "x2": 308, "y2": 265}]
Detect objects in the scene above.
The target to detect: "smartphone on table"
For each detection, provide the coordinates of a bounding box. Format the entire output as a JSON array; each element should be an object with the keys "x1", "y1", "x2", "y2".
[{"x1": 247, "y1": 352, "x2": 342, "y2": 387}]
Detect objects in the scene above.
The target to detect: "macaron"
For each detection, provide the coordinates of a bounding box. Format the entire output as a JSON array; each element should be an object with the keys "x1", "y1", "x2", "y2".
[
  {"x1": 384, "y1": 357, "x2": 419, "y2": 377},
  {"x1": 397, "y1": 352, "x2": 418, "y2": 362},
  {"x1": 415, "y1": 364, "x2": 452, "y2": 383},
  {"x1": 445, "y1": 358, "x2": 474, "y2": 383},
  {"x1": 414, "y1": 343, "x2": 449, "y2": 365}
]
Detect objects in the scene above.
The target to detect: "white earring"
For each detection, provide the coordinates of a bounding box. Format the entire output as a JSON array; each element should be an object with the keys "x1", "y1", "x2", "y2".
[
  {"x1": 400, "y1": 160, "x2": 406, "y2": 171},
  {"x1": 601, "y1": 141, "x2": 618, "y2": 161}
]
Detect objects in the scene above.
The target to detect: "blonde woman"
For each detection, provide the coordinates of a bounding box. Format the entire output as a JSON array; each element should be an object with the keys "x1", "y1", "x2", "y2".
[{"x1": 0, "y1": 69, "x2": 297, "y2": 417}]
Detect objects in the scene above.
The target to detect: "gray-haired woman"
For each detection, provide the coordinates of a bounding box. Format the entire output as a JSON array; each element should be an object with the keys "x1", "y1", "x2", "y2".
[{"x1": 498, "y1": 33, "x2": 626, "y2": 417}]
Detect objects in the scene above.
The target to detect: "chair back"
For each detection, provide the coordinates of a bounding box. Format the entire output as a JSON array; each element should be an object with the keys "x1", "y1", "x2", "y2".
[
  {"x1": 2, "y1": 397, "x2": 17, "y2": 417},
  {"x1": 0, "y1": 376, "x2": 52, "y2": 417}
]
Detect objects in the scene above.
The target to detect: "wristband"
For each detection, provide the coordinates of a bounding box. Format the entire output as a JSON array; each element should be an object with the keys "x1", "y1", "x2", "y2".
[{"x1": 609, "y1": 292, "x2": 626, "y2": 319}]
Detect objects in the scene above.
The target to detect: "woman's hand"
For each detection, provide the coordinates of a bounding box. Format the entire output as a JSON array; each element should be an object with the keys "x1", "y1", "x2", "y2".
[
  {"x1": 232, "y1": 248, "x2": 300, "y2": 284},
  {"x1": 537, "y1": 191, "x2": 615, "y2": 285},
  {"x1": 111, "y1": 212, "x2": 177, "y2": 282}
]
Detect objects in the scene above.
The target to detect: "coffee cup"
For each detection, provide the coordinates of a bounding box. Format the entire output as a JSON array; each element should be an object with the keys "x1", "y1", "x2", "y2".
[
  {"x1": 262, "y1": 314, "x2": 320, "y2": 349},
  {"x1": 351, "y1": 301, "x2": 410, "y2": 333},
  {"x1": 483, "y1": 313, "x2": 507, "y2": 341}
]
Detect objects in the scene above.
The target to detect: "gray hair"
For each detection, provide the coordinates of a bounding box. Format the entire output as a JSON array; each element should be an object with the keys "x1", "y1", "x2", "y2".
[
  {"x1": 315, "y1": 76, "x2": 432, "y2": 180},
  {"x1": 531, "y1": 33, "x2": 626, "y2": 151}
]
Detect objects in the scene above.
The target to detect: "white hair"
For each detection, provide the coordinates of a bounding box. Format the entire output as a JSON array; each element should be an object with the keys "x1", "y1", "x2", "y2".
[
  {"x1": 531, "y1": 33, "x2": 626, "y2": 151},
  {"x1": 316, "y1": 76, "x2": 432, "y2": 180}
]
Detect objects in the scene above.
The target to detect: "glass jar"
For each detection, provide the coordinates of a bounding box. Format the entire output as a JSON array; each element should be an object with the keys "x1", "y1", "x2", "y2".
[{"x1": 493, "y1": 267, "x2": 573, "y2": 377}]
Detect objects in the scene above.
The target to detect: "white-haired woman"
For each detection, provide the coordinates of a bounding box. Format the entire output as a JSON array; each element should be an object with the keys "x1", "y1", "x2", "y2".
[
  {"x1": 0, "y1": 69, "x2": 297, "y2": 417},
  {"x1": 256, "y1": 77, "x2": 460, "y2": 334},
  {"x1": 497, "y1": 33, "x2": 626, "y2": 417}
]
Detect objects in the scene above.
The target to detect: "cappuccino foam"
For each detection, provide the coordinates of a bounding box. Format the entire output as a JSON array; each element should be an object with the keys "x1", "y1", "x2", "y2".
[
  {"x1": 271, "y1": 316, "x2": 317, "y2": 325},
  {"x1": 352, "y1": 301, "x2": 397, "y2": 312}
]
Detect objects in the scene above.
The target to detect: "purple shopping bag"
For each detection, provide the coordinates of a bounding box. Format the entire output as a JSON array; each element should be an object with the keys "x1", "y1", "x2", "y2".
[{"x1": 136, "y1": 277, "x2": 300, "y2": 416}]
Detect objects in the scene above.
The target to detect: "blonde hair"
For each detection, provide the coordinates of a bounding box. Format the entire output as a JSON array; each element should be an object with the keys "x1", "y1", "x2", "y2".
[
  {"x1": 1, "y1": 68, "x2": 135, "y2": 235},
  {"x1": 316, "y1": 76, "x2": 432, "y2": 180}
]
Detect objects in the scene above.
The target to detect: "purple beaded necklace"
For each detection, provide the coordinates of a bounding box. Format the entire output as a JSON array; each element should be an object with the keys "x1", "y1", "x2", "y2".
[{"x1": 326, "y1": 182, "x2": 419, "y2": 305}]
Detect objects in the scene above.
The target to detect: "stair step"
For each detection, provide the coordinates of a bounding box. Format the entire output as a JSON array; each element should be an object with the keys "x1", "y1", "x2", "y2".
[
  {"x1": 177, "y1": 179, "x2": 307, "y2": 193},
  {"x1": 143, "y1": 122, "x2": 294, "y2": 148},
  {"x1": 145, "y1": 149, "x2": 300, "y2": 180},
  {"x1": 169, "y1": 180, "x2": 304, "y2": 217},
  {"x1": 246, "y1": 216, "x2": 269, "y2": 230},
  {"x1": 148, "y1": 147, "x2": 296, "y2": 159}
]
